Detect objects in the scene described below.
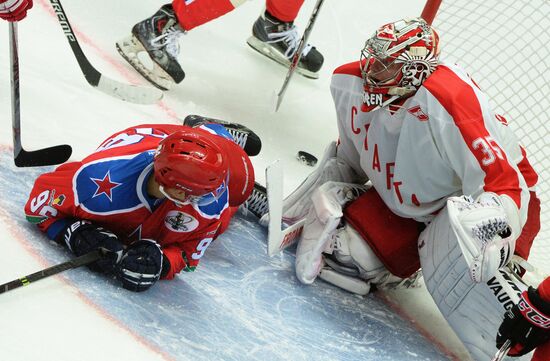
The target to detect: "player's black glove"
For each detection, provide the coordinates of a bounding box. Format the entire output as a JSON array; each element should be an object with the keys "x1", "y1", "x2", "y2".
[
  {"x1": 116, "y1": 239, "x2": 163, "y2": 292},
  {"x1": 58, "y1": 220, "x2": 124, "y2": 273},
  {"x1": 496, "y1": 286, "x2": 550, "y2": 356}
]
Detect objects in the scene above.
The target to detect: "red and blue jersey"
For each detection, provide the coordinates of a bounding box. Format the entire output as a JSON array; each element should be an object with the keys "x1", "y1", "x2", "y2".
[{"x1": 24, "y1": 124, "x2": 254, "y2": 279}]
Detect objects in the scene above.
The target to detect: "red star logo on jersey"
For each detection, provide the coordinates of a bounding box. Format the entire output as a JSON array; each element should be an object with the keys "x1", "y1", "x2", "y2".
[{"x1": 91, "y1": 171, "x2": 122, "y2": 201}]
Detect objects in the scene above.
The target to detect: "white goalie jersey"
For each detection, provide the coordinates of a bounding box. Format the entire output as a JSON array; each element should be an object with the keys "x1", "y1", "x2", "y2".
[{"x1": 330, "y1": 60, "x2": 536, "y2": 228}]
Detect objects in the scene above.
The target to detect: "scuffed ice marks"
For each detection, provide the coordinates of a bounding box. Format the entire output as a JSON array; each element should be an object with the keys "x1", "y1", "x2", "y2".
[{"x1": 0, "y1": 151, "x2": 449, "y2": 360}]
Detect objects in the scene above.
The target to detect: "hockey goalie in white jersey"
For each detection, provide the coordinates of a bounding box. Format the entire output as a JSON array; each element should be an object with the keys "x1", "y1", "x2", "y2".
[{"x1": 281, "y1": 18, "x2": 542, "y2": 360}]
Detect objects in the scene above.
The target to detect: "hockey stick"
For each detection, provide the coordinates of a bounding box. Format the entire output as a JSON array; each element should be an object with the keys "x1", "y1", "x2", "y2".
[
  {"x1": 48, "y1": 0, "x2": 163, "y2": 104},
  {"x1": 266, "y1": 160, "x2": 306, "y2": 256},
  {"x1": 275, "y1": 0, "x2": 325, "y2": 111},
  {"x1": 0, "y1": 250, "x2": 103, "y2": 295},
  {"x1": 491, "y1": 339, "x2": 511, "y2": 361},
  {"x1": 9, "y1": 22, "x2": 72, "y2": 167}
]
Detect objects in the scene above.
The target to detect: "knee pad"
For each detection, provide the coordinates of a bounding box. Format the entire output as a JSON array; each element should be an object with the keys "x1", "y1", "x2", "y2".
[{"x1": 330, "y1": 224, "x2": 385, "y2": 280}]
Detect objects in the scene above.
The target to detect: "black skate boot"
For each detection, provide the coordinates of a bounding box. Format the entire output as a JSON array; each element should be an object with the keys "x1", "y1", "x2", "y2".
[
  {"x1": 116, "y1": 4, "x2": 185, "y2": 90},
  {"x1": 242, "y1": 183, "x2": 269, "y2": 219},
  {"x1": 183, "y1": 115, "x2": 262, "y2": 156},
  {"x1": 246, "y1": 11, "x2": 324, "y2": 79}
]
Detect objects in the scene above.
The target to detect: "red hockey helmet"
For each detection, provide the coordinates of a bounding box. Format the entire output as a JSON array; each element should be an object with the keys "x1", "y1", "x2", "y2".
[
  {"x1": 360, "y1": 18, "x2": 440, "y2": 111},
  {"x1": 154, "y1": 129, "x2": 228, "y2": 199}
]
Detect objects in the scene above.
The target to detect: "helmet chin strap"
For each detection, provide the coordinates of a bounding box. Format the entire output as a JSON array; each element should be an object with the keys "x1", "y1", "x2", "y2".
[{"x1": 158, "y1": 184, "x2": 192, "y2": 207}]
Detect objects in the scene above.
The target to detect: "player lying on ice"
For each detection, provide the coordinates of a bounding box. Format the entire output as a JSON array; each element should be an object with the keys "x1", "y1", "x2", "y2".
[
  {"x1": 273, "y1": 17, "x2": 543, "y2": 360},
  {"x1": 24, "y1": 117, "x2": 258, "y2": 292}
]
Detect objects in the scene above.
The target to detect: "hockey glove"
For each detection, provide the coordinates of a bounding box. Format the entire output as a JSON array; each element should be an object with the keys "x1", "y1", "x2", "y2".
[
  {"x1": 59, "y1": 220, "x2": 123, "y2": 273},
  {"x1": 0, "y1": 0, "x2": 33, "y2": 22},
  {"x1": 117, "y1": 239, "x2": 163, "y2": 292},
  {"x1": 496, "y1": 287, "x2": 550, "y2": 356},
  {"x1": 447, "y1": 193, "x2": 516, "y2": 283}
]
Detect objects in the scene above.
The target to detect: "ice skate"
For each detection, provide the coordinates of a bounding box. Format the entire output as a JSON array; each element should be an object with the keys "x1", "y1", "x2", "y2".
[
  {"x1": 242, "y1": 183, "x2": 269, "y2": 219},
  {"x1": 116, "y1": 4, "x2": 185, "y2": 91},
  {"x1": 246, "y1": 11, "x2": 324, "y2": 79},
  {"x1": 183, "y1": 115, "x2": 262, "y2": 156}
]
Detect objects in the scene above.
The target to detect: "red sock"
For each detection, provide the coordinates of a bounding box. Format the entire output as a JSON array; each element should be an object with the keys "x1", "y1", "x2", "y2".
[
  {"x1": 172, "y1": 0, "x2": 237, "y2": 31},
  {"x1": 266, "y1": 0, "x2": 305, "y2": 23}
]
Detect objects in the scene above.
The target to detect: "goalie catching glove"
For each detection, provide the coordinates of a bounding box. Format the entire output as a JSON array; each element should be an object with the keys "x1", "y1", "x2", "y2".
[{"x1": 447, "y1": 192, "x2": 521, "y2": 283}]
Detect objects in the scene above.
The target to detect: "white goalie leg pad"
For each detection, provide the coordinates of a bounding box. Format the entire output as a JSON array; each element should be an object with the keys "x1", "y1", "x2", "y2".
[
  {"x1": 330, "y1": 224, "x2": 386, "y2": 280},
  {"x1": 419, "y1": 206, "x2": 530, "y2": 361},
  {"x1": 317, "y1": 224, "x2": 385, "y2": 295},
  {"x1": 280, "y1": 142, "x2": 362, "y2": 224},
  {"x1": 295, "y1": 181, "x2": 368, "y2": 285},
  {"x1": 447, "y1": 193, "x2": 517, "y2": 283},
  {"x1": 319, "y1": 268, "x2": 371, "y2": 295}
]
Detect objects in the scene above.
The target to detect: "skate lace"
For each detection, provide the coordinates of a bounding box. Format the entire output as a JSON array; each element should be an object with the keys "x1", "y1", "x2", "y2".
[
  {"x1": 267, "y1": 25, "x2": 313, "y2": 59},
  {"x1": 151, "y1": 26, "x2": 183, "y2": 58},
  {"x1": 227, "y1": 129, "x2": 249, "y2": 149},
  {"x1": 242, "y1": 184, "x2": 268, "y2": 219}
]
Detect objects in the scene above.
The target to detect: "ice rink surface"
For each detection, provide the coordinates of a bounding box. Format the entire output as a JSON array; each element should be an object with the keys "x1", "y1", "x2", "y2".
[{"x1": 0, "y1": 0, "x2": 478, "y2": 360}]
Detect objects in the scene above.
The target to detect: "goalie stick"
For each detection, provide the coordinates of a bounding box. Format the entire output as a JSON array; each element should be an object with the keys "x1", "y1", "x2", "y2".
[
  {"x1": 266, "y1": 160, "x2": 306, "y2": 256},
  {"x1": 48, "y1": 0, "x2": 163, "y2": 105},
  {"x1": 0, "y1": 250, "x2": 102, "y2": 295},
  {"x1": 275, "y1": 0, "x2": 325, "y2": 111},
  {"x1": 9, "y1": 22, "x2": 72, "y2": 167}
]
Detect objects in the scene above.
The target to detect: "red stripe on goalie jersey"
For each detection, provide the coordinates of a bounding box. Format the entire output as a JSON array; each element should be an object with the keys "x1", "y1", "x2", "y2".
[
  {"x1": 517, "y1": 146, "x2": 538, "y2": 188},
  {"x1": 424, "y1": 66, "x2": 522, "y2": 208}
]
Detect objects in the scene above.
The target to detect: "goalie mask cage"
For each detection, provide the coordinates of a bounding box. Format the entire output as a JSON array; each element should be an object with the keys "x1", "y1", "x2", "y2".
[{"x1": 422, "y1": 0, "x2": 550, "y2": 272}]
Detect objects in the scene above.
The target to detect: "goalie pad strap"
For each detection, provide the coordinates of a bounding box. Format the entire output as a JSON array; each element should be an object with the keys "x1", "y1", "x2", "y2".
[{"x1": 343, "y1": 188, "x2": 423, "y2": 278}]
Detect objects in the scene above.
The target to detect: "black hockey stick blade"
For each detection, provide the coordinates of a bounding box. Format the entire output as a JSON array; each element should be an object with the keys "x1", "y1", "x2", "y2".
[
  {"x1": 14, "y1": 145, "x2": 72, "y2": 167},
  {"x1": 0, "y1": 250, "x2": 103, "y2": 295},
  {"x1": 10, "y1": 22, "x2": 73, "y2": 168},
  {"x1": 49, "y1": 0, "x2": 163, "y2": 104},
  {"x1": 275, "y1": 0, "x2": 325, "y2": 111}
]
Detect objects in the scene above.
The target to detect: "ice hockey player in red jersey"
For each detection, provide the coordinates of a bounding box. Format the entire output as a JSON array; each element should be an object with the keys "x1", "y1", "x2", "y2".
[
  {"x1": 497, "y1": 276, "x2": 550, "y2": 360},
  {"x1": 277, "y1": 18, "x2": 542, "y2": 360},
  {"x1": 115, "y1": 0, "x2": 324, "y2": 90},
  {"x1": 24, "y1": 120, "x2": 255, "y2": 292},
  {"x1": 0, "y1": 0, "x2": 33, "y2": 22}
]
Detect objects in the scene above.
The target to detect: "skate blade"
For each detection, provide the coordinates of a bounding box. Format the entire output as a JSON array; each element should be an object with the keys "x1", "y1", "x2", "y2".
[
  {"x1": 116, "y1": 35, "x2": 176, "y2": 91},
  {"x1": 246, "y1": 36, "x2": 319, "y2": 79}
]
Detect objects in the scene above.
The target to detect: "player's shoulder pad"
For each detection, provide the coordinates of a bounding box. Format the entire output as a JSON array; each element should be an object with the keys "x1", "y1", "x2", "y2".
[{"x1": 422, "y1": 64, "x2": 481, "y2": 112}]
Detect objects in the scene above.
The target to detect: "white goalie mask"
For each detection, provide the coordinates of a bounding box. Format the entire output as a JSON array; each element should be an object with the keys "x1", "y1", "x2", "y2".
[{"x1": 360, "y1": 17, "x2": 440, "y2": 112}]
